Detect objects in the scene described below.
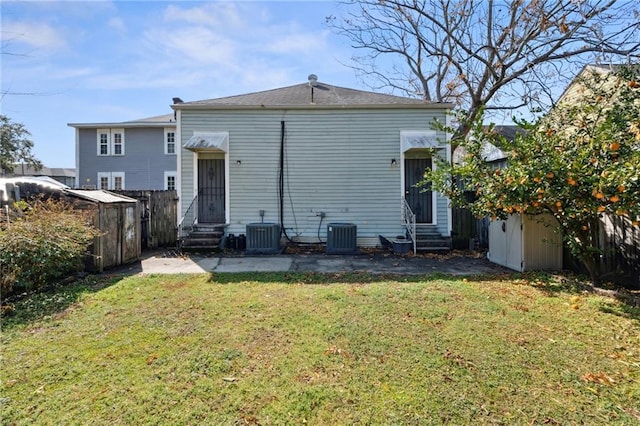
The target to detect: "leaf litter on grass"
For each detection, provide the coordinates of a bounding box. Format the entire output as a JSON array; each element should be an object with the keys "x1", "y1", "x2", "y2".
[{"x1": 1, "y1": 273, "x2": 639, "y2": 424}]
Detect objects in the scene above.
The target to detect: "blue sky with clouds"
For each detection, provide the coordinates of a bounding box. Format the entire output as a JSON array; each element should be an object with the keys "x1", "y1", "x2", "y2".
[{"x1": 2, "y1": 1, "x2": 363, "y2": 168}]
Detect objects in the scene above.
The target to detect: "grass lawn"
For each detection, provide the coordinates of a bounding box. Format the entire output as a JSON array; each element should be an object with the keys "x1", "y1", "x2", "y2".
[{"x1": 1, "y1": 271, "x2": 639, "y2": 425}]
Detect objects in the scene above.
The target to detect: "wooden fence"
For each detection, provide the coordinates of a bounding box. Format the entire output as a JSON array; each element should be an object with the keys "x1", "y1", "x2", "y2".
[
  {"x1": 564, "y1": 215, "x2": 639, "y2": 288},
  {"x1": 113, "y1": 190, "x2": 178, "y2": 249},
  {"x1": 452, "y1": 207, "x2": 489, "y2": 250}
]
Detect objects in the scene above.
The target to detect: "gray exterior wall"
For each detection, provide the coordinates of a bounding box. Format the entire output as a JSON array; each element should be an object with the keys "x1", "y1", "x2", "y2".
[
  {"x1": 180, "y1": 108, "x2": 450, "y2": 245},
  {"x1": 77, "y1": 127, "x2": 176, "y2": 190}
]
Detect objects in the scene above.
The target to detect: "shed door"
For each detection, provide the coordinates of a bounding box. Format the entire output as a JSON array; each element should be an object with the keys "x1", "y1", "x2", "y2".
[
  {"x1": 198, "y1": 159, "x2": 225, "y2": 223},
  {"x1": 405, "y1": 158, "x2": 433, "y2": 223}
]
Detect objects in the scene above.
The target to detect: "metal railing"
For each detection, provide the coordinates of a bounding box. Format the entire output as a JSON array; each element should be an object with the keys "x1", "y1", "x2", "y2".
[
  {"x1": 401, "y1": 197, "x2": 417, "y2": 254},
  {"x1": 178, "y1": 194, "x2": 198, "y2": 238}
]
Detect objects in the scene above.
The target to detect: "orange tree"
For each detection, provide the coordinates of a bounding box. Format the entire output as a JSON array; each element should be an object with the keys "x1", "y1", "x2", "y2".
[{"x1": 425, "y1": 65, "x2": 640, "y2": 285}]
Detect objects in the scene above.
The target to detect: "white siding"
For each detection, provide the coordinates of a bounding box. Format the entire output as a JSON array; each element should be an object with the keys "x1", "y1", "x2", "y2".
[{"x1": 180, "y1": 108, "x2": 450, "y2": 245}]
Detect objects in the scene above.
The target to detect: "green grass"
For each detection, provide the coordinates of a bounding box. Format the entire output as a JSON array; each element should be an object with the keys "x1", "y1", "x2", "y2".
[{"x1": 1, "y1": 272, "x2": 639, "y2": 425}]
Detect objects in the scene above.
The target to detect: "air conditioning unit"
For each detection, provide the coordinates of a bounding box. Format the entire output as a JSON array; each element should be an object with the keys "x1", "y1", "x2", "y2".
[
  {"x1": 246, "y1": 223, "x2": 281, "y2": 254},
  {"x1": 326, "y1": 223, "x2": 357, "y2": 254}
]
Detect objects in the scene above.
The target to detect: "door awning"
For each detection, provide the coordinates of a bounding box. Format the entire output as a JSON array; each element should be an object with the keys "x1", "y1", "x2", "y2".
[
  {"x1": 183, "y1": 132, "x2": 229, "y2": 152},
  {"x1": 401, "y1": 131, "x2": 441, "y2": 152}
]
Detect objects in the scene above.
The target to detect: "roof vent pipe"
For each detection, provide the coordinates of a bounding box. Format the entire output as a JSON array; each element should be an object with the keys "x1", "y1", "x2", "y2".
[{"x1": 308, "y1": 74, "x2": 318, "y2": 103}]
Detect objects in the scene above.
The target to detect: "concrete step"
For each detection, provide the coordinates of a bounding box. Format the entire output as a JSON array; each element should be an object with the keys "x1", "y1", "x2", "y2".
[
  {"x1": 180, "y1": 245, "x2": 222, "y2": 253},
  {"x1": 415, "y1": 234, "x2": 452, "y2": 252},
  {"x1": 188, "y1": 231, "x2": 224, "y2": 239},
  {"x1": 416, "y1": 246, "x2": 451, "y2": 252}
]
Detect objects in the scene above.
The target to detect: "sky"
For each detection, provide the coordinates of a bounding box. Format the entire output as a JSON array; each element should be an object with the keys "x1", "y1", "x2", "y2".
[{"x1": 1, "y1": 0, "x2": 362, "y2": 168}]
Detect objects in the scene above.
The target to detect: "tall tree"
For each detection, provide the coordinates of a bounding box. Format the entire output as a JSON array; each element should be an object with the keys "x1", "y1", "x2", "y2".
[
  {"x1": 425, "y1": 65, "x2": 640, "y2": 285},
  {"x1": 0, "y1": 115, "x2": 42, "y2": 174},
  {"x1": 327, "y1": 0, "x2": 640, "y2": 135}
]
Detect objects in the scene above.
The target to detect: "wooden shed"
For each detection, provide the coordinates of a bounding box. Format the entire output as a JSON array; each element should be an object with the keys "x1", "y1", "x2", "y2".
[
  {"x1": 65, "y1": 189, "x2": 141, "y2": 272},
  {"x1": 487, "y1": 213, "x2": 562, "y2": 272}
]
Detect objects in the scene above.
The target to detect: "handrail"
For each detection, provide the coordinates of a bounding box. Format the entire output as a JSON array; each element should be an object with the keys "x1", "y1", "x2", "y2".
[
  {"x1": 401, "y1": 197, "x2": 417, "y2": 254},
  {"x1": 178, "y1": 194, "x2": 198, "y2": 238}
]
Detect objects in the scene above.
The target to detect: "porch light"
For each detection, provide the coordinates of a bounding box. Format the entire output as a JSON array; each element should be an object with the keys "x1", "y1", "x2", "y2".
[
  {"x1": 236, "y1": 160, "x2": 242, "y2": 166},
  {"x1": 391, "y1": 158, "x2": 397, "y2": 166}
]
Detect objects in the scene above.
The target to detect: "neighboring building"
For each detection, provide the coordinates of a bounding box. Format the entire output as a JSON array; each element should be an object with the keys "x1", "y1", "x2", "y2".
[
  {"x1": 555, "y1": 63, "x2": 626, "y2": 105},
  {"x1": 452, "y1": 125, "x2": 526, "y2": 169},
  {"x1": 5, "y1": 164, "x2": 76, "y2": 187},
  {"x1": 172, "y1": 77, "x2": 454, "y2": 249},
  {"x1": 68, "y1": 113, "x2": 177, "y2": 190}
]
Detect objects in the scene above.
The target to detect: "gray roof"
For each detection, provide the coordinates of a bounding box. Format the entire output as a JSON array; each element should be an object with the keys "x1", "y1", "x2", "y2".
[
  {"x1": 174, "y1": 82, "x2": 451, "y2": 109},
  {"x1": 126, "y1": 113, "x2": 174, "y2": 123},
  {"x1": 9, "y1": 164, "x2": 75, "y2": 178},
  {"x1": 490, "y1": 125, "x2": 526, "y2": 142},
  {"x1": 68, "y1": 113, "x2": 175, "y2": 129}
]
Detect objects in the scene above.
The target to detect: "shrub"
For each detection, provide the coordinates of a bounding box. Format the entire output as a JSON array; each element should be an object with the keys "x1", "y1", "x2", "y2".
[{"x1": 0, "y1": 198, "x2": 100, "y2": 297}]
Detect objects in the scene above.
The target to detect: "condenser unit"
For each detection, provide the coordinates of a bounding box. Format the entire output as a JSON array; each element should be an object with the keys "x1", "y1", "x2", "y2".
[
  {"x1": 246, "y1": 223, "x2": 281, "y2": 254},
  {"x1": 326, "y1": 223, "x2": 357, "y2": 254}
]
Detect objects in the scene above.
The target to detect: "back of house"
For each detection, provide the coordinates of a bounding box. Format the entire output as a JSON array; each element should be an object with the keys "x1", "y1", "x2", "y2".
[{"x1": 173, "y1": 77, "x2": 454, "y2": 250}]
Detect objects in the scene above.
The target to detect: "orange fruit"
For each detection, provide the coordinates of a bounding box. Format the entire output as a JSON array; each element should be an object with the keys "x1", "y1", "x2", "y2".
[
  {"x1": 594, "y1": 192, "x2": 604, "y2": 199},
  {"x1": 568, "y1": 178, "x2": 577, "y2": 186},
  {"x1": 610, "y1": 142, "x2": 620, "y2": 151},
  {"x1": 629, "y1": 81, "x2": 639, "y2": 88},
  {"x1": 546, "y1": 172, "x2": 555, "y2": 179},
  {"x1": 597, "y1": 206, "x2": 606, "y2": 212},
  {"x1": 618, "y1": 185, "x2": 626, "y2": 192},
  {"x1": 555, "y1": 201, "x2": 562, "y2": 207},
  {"x1": 609, "y1": 195, "x2": 620, "y2": 203}
]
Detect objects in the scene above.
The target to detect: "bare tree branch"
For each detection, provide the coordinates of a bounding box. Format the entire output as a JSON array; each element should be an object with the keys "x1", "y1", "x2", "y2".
[{"x1": 327, "y1": 0, "x2": 640, "y2": 136}]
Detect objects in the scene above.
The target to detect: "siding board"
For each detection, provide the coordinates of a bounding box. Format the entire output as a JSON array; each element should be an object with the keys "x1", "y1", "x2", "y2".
[
  {"x1": 78, "y1": 127, "x2": 176, "y2": 190},
  {"x1": 180, "y1": 108, "x2": 450, "y2": 245}
]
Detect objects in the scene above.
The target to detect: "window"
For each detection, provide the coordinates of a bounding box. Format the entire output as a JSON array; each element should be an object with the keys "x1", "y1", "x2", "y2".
[
  {"x1": 98, "y1": 130, "x2": 110, "y2": 156},
  {"x1": 97, "y1": 172, "x2": 125, "y2": 190},
  {"x1": 113, "y1": 174, "x2": 123, "y2": 190},
  {"x1": 164, "y1": 171, "x2": 177, "y2": 190},
  {"x1": 96, "y1": 129, "x2": 125, "y2": 156},
  {"x1": 98, "y1": 173, "x2": 109, "y2": 190},
  {"x1": 113, "y1": 131, "x2": 124, "y2": 155},
  {"x1": 165, "y1": 129, "x2": 176, "y2": 154}
]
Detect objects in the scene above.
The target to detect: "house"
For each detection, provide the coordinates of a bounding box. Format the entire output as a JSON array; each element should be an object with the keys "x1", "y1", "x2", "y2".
[
  {"x1": 172, "y1": 77, "x2": 454, "y2": 251},
  {"x1": 68, "y1": 113, "x2": 177, "y2": 191},
  {"x1": 452, "y1": 125, "x2": 526, "y2": 168},
  {"x1": 4, "y1": 164, "x2": 76, "y2": 187}
]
